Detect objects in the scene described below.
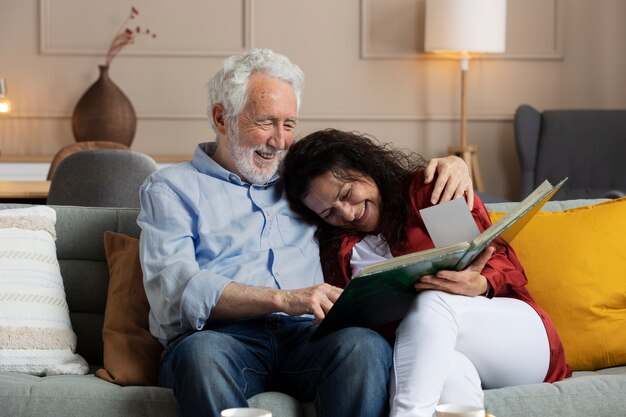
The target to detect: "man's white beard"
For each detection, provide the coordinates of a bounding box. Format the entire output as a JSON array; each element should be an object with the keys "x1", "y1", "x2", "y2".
[{"x1": 226, "y1": 125, "x2": 285, "y2": 184}]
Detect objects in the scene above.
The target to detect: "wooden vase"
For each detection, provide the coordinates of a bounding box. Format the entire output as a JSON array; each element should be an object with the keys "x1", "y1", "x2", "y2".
[{"x1": 72, "y1": 65, "x2": 137, "y2": 146}]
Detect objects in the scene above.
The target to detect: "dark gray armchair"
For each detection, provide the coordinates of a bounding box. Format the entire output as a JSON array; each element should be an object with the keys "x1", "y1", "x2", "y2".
[
  {"x1": 514, "y1": 105, "x2": 626, "y2": 200},
  {"x1": 47, "y1": 149, "x2": 159, "y2": 208}
]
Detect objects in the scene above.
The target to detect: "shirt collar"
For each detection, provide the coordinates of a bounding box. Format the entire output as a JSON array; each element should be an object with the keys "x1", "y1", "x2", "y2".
[{"x1": 191, "y1": 142, "x2": 281, "y2": 187}]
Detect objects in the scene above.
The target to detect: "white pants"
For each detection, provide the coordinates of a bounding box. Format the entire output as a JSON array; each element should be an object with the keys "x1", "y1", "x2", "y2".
[{"x1": 389, "y1": 290, "x2": 550, "y2": 417}]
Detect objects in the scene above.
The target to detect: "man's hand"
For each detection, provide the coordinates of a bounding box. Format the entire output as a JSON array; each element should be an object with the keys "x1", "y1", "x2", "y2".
[
  {"x1": 414, "y1": 246, "x2": 495, "y2": 296},
  {"x1": 280, "y1": 284, "x2": 343, "y2": 323},
  {"x1": 212, "y1": 282, "x2": 342, "y2": 322},
  {"x1": 424, "y1": 155, "x2": 474, "y2": 208}
]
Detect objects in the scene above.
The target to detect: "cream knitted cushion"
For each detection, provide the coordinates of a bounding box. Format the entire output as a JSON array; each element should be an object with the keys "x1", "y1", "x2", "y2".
[{"x1": 0, "y1": 206, "x2": 88, "y2": 375}]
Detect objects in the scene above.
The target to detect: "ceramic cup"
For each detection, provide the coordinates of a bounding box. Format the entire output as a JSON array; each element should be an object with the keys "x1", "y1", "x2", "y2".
[
  {"x1": 435, "y1": 404, "x2": 485, "y2": 417},
  {"x1": 220, "y1": 408, "x2": 272, "y2": 417}
]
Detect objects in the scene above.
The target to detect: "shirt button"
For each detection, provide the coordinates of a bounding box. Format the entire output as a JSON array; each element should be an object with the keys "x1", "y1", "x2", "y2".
[{"x1": 266, "y1": 210, "x2": 271, "y2": 216}]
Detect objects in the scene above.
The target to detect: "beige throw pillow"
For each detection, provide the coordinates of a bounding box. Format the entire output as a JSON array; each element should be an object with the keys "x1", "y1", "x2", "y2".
[{"x1": 0, "y1": 206, "x2": 88, "y2": 375}]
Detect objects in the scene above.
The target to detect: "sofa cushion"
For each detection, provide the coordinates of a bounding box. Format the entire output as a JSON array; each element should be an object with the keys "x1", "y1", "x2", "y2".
[
  {"x1": 96, "y1": 232, "x2": 163, "y2": 386},
  {"x1": 489, "y1": 197, "x2": 626, "y2": 371},
  {"x1": 52, "y1": 205, "x2": 141, "y2": 365},
  {"x1": 0, "y1": 372, "x2": 177, "y2": 417},
  {"x1": 484, "y1": 367, "x2": 626, "y2": 417},
  {"x1": 0, "y1": 206, "x2": 88, "y2": 375}
]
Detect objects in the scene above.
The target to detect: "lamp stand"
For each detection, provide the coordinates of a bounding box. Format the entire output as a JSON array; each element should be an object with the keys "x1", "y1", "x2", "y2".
[{"x1": 447, "y1": 55, "x2": 485, "y2": 192}]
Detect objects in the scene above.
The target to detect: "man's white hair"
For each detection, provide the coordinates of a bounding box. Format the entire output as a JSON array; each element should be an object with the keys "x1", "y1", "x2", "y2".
[{"x1": 207, "y1": 48, "x2": 304, "y2": 136}]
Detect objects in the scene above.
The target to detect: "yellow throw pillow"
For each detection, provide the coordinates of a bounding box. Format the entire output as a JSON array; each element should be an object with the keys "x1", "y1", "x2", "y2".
[{"x1": 489, "y1": 197, "x2": 626, "y2": 371}]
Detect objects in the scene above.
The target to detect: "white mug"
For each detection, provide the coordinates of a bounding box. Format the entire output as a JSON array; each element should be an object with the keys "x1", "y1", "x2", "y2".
[
  {"x1": 435, "y1": 404, "x2": 485, "y2": 417},
  {"x1": 220, "y1": 408, "x2": 272, "y2": 417}
]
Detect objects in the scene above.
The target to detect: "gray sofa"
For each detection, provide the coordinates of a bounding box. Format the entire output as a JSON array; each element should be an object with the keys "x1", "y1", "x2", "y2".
[{"x1": 1, "y1": 202, "x2": 625, "y2": 417}]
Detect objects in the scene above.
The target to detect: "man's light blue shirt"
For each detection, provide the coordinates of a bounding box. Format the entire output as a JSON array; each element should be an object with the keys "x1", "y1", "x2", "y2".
[{"x1": 138, "y1": 142, "x2": 323, "y2": 345}]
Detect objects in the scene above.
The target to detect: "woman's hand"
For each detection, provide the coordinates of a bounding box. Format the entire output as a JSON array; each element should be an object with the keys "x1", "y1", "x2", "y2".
[
  {"x1": 414, "y1": 246, "x2": 495, "y2": 296},
  {"x1": 424, "y1": 155, "x2": 474, "y2": 208}
]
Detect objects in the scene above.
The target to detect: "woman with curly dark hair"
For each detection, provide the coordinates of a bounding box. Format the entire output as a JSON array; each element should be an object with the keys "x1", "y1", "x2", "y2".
[{"x1": 283, "y1": 129, "x2": 569, "y2": 417}]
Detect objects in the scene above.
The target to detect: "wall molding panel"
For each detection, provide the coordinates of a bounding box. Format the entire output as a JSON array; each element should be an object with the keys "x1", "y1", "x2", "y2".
[
  {"x1": 3, "y1": 111, "x2": 514, "y2": 123},
  {"x1": 301, "y1": 112, "x2": 514, "y2": 122},
  {"x1": 40, "y1": 0, "x2": 254, "y2": 58},
  {"x1": 361, "y1": 0, "x2": 564, "y2": 60}
]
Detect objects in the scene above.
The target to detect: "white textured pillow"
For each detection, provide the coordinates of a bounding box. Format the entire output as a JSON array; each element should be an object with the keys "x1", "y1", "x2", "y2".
[{"x1": 0, "y1": 206, "x2": 88, "y2": 375}]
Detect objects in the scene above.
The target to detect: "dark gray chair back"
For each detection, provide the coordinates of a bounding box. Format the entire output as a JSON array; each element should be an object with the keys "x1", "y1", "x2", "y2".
[
  {"x1": 47, "y1": 149, "x2": 158, "y2": 208},
  {"x1": 514, "y1": 105, "x2": 626, "y2": 200}
]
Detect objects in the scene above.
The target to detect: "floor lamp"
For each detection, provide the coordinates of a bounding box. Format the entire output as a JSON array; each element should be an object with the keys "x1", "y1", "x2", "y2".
[
  {"x1": 424, "y1": 0, "x2": 507, "y2": 192},
  {"x1": 0, "y1": 74, "x2": 10, "y2": 115},
  {"x1": 0, "y1": 72, "x2": 10, "y2": 156}
]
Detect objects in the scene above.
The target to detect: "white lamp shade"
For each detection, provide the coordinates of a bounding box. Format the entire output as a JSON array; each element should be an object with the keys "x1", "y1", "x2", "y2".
[{"x1": 425, "y1": 0, "x2": 507, "y2": 54}]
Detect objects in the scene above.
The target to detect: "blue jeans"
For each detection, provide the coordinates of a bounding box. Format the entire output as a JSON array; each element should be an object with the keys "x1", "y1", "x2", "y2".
[{"x1": 159, "y1": 315, "x2": 392, "y2": 417}]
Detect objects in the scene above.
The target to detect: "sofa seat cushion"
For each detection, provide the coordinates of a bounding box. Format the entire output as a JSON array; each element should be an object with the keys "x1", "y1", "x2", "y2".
[
  {"x1": 248, "y1": 392, "x2": 313, "y2": 417},
  {"x1": 0, "y1": 372, "x2": 316, "y2": 417},
  {"x1": 484, "y1": 366, "x2": 626, "y2": 417},
  {"x1": 0, "y1": 372, "x2": 176, "y2": 417},
  {"x1": 2, "y1": 368, "x2": 625, "y2": 417}
]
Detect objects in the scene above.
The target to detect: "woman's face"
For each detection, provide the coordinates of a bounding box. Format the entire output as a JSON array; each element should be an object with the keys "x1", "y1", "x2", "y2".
[{"x1": 302, "y1": 170, "x2": 382, "y2": 233}]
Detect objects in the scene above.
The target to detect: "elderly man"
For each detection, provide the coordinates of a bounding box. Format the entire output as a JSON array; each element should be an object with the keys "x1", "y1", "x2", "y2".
[{"x1": 138, "y1": 48, "x2": 473, "y2": 417}]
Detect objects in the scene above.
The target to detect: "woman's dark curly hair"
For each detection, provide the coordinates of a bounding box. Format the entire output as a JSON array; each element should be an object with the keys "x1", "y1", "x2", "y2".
[{"x1": 283, "y1": 128, "x2": 426, "y2": 252}]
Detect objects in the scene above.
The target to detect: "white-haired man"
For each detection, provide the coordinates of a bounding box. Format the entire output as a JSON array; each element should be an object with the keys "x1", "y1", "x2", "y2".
[{"x1": 138, "y1": 48, "x2": 473, "y2": 417}]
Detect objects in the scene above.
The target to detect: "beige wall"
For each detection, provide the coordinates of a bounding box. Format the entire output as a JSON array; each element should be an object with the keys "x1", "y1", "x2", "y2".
[{"x1": 0, "y1": 0, "x2": 625, "y2": 200}]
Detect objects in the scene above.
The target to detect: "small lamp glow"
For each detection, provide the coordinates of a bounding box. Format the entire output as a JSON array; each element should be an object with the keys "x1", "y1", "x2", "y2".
[
  {"x1": 0, "y1": 76, "x2": 11, "y2": 114},
  {"x1": 425, "y1": 0, "x2": 507, "y2": 192}
]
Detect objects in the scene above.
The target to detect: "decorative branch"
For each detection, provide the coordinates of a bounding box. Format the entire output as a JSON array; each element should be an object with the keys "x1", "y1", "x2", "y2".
[{"x1": 104, "y1": 7, "x2": 156, "y2": 67}]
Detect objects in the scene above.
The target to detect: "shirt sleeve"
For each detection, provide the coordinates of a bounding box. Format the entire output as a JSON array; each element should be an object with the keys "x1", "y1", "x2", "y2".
[
  {"x1": 137, "y1": 179, "x2": 232, "y2": 341},
  {"x1": 470, "y1": 197, "x2": 528, "y2": 298},
  {"x1": 404, "y1": 173, "x2": 525, "y2": 296}
]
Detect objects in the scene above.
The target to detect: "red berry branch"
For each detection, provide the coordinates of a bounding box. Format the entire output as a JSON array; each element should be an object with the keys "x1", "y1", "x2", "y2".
[{"x1": 105, "y1": 7, "x2": 156, "y2": 67}]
